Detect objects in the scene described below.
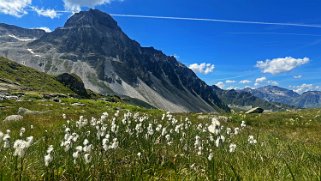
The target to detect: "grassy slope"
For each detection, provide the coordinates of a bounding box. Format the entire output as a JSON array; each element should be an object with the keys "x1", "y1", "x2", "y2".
[
  {"x1": 1, "y1": 97, "x2": 321, "y2": 180},
  {"x1": 0, "y1": 57, "x2": 73, "y2": 94}
]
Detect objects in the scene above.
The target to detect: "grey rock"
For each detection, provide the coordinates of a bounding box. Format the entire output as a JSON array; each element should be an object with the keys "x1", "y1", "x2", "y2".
[
  {"x1": 3, "y1": 115, "x2": 23, "y2": 122},
  {"x1": 18, "y1": 107, "x2": 45, "y2": 115},
  {"x1": 246, "y1": 107, "x2": 264, "y2": 114},
  {"x1": 71, "y1": 102, "x2": 85, "y2": 106}
]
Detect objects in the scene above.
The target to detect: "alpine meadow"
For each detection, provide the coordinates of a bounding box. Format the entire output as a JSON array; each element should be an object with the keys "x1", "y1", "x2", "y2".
[{"x1": 1, "y1": 0, "x2": 321, "y2": 180}]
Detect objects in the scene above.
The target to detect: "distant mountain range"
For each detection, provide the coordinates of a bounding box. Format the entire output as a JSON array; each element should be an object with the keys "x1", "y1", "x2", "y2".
[
  {"x1": 211, "y1": 85, "x2": 292, "y2": 111},
  {"x1": 242, "y1": 85, "x2": 321, "y2": 108},
  {"x1": 0, "y1": 9, "x2": 229, "y2": 113}
]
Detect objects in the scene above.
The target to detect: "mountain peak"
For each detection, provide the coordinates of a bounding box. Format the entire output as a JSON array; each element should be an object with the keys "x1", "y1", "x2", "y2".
[{"x1": 64, "y1": 9, "x2": 118, "y2": 29}]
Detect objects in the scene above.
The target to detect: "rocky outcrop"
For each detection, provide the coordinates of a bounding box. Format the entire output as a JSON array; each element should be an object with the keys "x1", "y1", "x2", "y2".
[
  {"x1": 56, "y1": 73, "x2": 89, "y2": 98},
  {"x1": 246, "y1": 107, "x2": 264, "y2": 114}
]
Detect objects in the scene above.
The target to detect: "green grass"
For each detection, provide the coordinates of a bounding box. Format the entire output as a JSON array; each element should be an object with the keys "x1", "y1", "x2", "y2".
[
  {"x1": 1, "y1": 98, "x2": 321, "y2": 180},
  {"x1": 0, "y1": 57, "x2": 73, "y2": 94}
]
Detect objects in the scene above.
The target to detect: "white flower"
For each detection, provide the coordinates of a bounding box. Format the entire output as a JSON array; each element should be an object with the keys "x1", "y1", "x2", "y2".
[
  {"x1": 229, "y1": 143, "x2": 237, "y2": 153},
  {"x1": 208, "y1": 118, "x2": 221, "y2": 135},
  {"x1": 73, "y1": 151, "x2": 80, "y2": 159},
  {"x1": 30, "y1": 125, "x2": 34, "y2": 129},
  {"x1": 83, "y1": 144, "x2": 92, "y2": 153},
  {"x1": 208, "y1": 152, "x2": 214, "y2": 161},
  {"x1": 111, "y1": 138, "x2": 119, "y2": 149},
  {"x1": 19, "y1": 127, "x2": 26, "y2": 137},
  {"x1": 215, "y1": 135, "x2": 225, "y2": 147},
  {"x1": 241, "y1": 121, "x2": 246, "y2": 128},
  {"x1": 13, "y1": 140, "x2": 27, "y2": 157},
  {"x1": 234, "y1": 127, "x2": 240, "y2": 135},
  {"x1": 44, "y1": 154, "x2": 53, "y2": 167},
  {"x1": 147, "y1": 124, "x2": 154, "y2": 136},
  {"x1": 47, "y1": 145, "x2": 54, "y2": 154},
  {"x1": 137, "y1": 152, "x2": 142, "y2": 158},
  {"x1": 226, "y1": 127, "x2": 232, "y2": 135},
  {"x1": 83, "y1": 139, "x2": 89, "y2": 146},
  {"x1": 25, "y1": 136, "x2": 33, "y2": 147},
  {"x1": 165, "y1": 134, "x2": 171, "y2": 142},
  {"x1": 62, "y1": 114, "x2": 67, "y2": 119},
  {"x1": 248, "y1": 135, "x2": 257, "y2": 145},
  {"x1": 3, "y1": 134, "x2": 10, "y2": 148},
  {"x1": 76, "y1": 146, "x2": 83, "y2": 152},
  {"x1": 84, "y1": 153, "x2": 92, "y2": 164}
]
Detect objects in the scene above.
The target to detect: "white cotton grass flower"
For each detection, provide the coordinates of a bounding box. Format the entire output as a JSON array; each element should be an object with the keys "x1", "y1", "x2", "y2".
[
  {"x1": 3, "y1": 133, "x2": 11, "y2": 148},
  {"x1": 208, "y1": 118, "x2": 221, "y2": 135},
  {"x1": 111, "y1": 138, "x2": 119, "y2": 149},
  {"x1": 241, "y1": 121, "x2": 246, "y2": 128},
  {"x1": 84, "y1": 153, "x2": 92, "y2": 164},
  {"x1": 13, "y1": 136, "x2": 33, "y2": 158},
  {"x1": 147, "y1": 123, "x2": 154, "y2": 136},
  {"x1": 226, "y1": 127, "x2": 232, "y2": 135},
  {"x1": 44, "y1": 154, "x2": 53, "y2": 167},
  {"x1": 19, "y1": 127, "x2": 26, "y2": 137},
  {"x1": 234, "y1": 127, "x2": 240, "y2": 135},
  {"x1": 83, "y1": 139, "x2": 89, "y2": 146},
  {"x1": 215, "y1": 135, "x2": 225, "y2": 147},
  {"x1": 44, "y1": 145, "x2": 54, "y2": 167},
  {"x1": 229, "y1": 143, "x2": 237, "y2": 153},
  {"x1": 248, "y1": 135, "x2": 257, "y2": 145},
  {"x1": 30, "y1": 125, "x2": 34, "y2": 129},
  {"x1": 62, "y1": 113, "x2": 67, "y2": 119},
  {"x1": 208, "y1": 152, "x2": 214, "y2": 161},
  {"x1": 13, "y1": 140, "x2": 27, "y2": 158},
  {"x1": 137, "y1": 152, "x2": 142, "y2": 158}
]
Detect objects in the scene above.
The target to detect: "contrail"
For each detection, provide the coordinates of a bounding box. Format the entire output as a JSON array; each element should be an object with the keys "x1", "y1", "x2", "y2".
[{"x1": 110, "y1": 13, "x2": 321, "y2": 29}]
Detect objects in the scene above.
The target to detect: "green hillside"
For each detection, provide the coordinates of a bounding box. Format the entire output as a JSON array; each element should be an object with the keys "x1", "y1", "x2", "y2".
[{"x1": 0, "y1": 57, "x2": 73, "y2": 94}]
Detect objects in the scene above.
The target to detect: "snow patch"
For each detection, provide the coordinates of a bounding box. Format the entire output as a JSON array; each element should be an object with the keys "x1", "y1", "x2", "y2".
[{"x1": 8, "y1": 34, "x2": 35, "y2": 41}]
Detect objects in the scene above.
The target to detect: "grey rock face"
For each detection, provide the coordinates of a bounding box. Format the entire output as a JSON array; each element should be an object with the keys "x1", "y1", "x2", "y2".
[
  {"x1": 0, "y1": 9, "x2": 229, "y2": 113},
  {"x1": 3, "y1": 115, "x2": 23, "y2": 122}
]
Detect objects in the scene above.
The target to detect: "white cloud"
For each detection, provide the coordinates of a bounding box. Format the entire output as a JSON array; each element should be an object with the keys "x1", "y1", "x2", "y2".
[
  {"x1": 292, "y1": 84, "x2": 321, "y2": 94},
  {"x1": 63, "y1": 0, "x2": 120, "y2": 13},
  {"x1": 31, "y1": 6, "x2": 59, "y2": 19},
  {"x1": 240, "y1": 80, "x2": 251, "y2": 84},
  {"x1": 189, "y1": 63, "x2": 215, "y2": 75},
  {"x1": 0, "y1": 0, "x2": 31, "y2": 17},
  {"x1": 215, "y1": 82, "x2": 225, "y2": 89},
  {"x1": 225, "y1": 80, "x2": 236, "y2": 84},
  {"x1": 293, "y1": 75, "x2": 302, "y2": 79},
  {"x1": 256, "y1": 57, "x2": 310, "y2": 74},
  {"x1": 34, "y1": 27, "x2": 52, "y2": 32},
  {"x1": 254, "y1": 76, "x2": 267, "y2": 86}
]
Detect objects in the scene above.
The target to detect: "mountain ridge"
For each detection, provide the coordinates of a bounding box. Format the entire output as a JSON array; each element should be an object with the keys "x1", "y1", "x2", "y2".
[
  {"x1": 0, "y1": 9, "x2": 229, "y2": 113},
  {"x1": 242, "y1": 85, "x2": 321, "y2": 108}
]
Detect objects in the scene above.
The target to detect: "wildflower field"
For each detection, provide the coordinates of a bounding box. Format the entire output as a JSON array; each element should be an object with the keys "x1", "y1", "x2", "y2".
[{"x1": 1, "y1": 98, "x2": 321, "y2": 180}]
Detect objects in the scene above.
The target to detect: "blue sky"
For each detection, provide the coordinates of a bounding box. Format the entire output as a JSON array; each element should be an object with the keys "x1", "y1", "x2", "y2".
[{"x1": 0, "y1": 0, "x2": 321, "y2": 93}]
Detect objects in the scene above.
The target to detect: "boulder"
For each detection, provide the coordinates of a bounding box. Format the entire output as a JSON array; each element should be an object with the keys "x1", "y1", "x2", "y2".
[
  {"x1": 3, "y1": 115, "x2": 23, "y2": 122},
  {"x1": 56, "y1": 73, "x2": 89, "y2": 98},
  {"x1": 246, "y1": 107, "x2": 264, "y2": 114},
  {"x1": 18, "y1": 107, "x2": 45, "y2": 115}
]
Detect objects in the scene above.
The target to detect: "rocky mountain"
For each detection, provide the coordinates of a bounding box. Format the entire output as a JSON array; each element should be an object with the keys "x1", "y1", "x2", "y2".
[
  {"x1": 294, "y1": 91, "x2": 321, "y2": 108},
  {"x1": 0, "y1": 9, "x2": 229, "y2": 113},
  {"x1": 211, "y1": 85, "x2": 290, "y2": 111},
  {"x1": 242, "y1": 86, "x2": 321, "y2": 108}
]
